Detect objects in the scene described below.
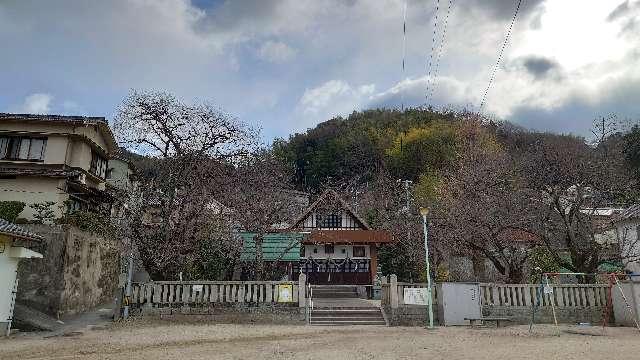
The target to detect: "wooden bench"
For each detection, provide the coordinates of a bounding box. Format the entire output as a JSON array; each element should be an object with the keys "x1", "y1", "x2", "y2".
[{"x1": 464, "y1": 317, "x2": 512, "y2": 328}]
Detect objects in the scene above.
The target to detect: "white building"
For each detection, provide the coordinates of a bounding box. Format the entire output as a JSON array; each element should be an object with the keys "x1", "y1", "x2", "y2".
[
  {"x1": 0, "y1": 219, "x2": 43, "y2": 335},
  {"x1": 616, "y1": 205, "x2": 640, "y2": 274}
]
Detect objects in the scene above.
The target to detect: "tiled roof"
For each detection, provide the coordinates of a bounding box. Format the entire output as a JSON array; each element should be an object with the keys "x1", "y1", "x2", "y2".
[
  {"x1": 0, "y1": 113, "x2": 106, "y2": 124},
  {"x1": 0, "y1": 219, "x2": 44, "y2": 241},
  {"x1": 239, "y1": 232, "x2": 303, "y2": 261},
  {"x1": 622, "y1": 205, "x2": 640, "y2": 220}
]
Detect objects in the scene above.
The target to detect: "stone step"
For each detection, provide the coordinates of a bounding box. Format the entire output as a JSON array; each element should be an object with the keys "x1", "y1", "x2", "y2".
[
  {"x1": 312, "y1": 309, "x2": 382, "y2": 314},
  {"x1": 311, "y1": 316, "x2": 384, "y2": 321},
  {"x1": 309, "y1": 320, "x2": 387, "y2": 326},
  {"x1": 312, "y1": 293, "x2": 359, "y2": 299},
  {"x1": 309, "y1": 308, "x2": 386, "y2": 326}
]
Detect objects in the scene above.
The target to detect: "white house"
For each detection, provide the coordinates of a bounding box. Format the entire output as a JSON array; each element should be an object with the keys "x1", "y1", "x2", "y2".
[
  {"x1": 616, "y1": 205, "x2": 640, "y2": 274},
  {"x1": 0, "y1": 219, "x2": 43, "y2": 335}
]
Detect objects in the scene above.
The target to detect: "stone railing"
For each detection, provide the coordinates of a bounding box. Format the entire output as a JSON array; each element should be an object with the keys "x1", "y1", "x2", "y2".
[
  {"x1": 380, "y1": 275, "x2": 611, "y2": 325},
  {"x1": 380, "y1": 275, "x2": 437, "y2": 308},
  {"x1": 479, "y1": 283, "x2": 609, "y2": 308},
  {"x1": 129, "y1": 274, "x2": 307, "y2": 309}
]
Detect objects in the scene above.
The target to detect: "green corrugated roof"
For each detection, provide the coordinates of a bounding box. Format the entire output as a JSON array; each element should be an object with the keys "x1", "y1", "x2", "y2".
[{"x1": 239, "y1": 232, "x2": 302, "y2": 261}]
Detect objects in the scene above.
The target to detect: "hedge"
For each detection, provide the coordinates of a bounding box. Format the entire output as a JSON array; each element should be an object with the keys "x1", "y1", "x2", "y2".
[{"x1": 0, "y1": 201, "x2": 26, "y2": 222}]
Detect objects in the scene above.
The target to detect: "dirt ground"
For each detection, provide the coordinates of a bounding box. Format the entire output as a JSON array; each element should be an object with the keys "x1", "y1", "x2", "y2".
[{"x1": 2, "y1": 321, "x2": 640, "y2": 360}]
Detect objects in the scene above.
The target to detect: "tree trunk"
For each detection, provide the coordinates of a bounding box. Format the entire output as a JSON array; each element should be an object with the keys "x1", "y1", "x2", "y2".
[
  {"x1": 505, "y1": 265, "x2": 525, "y2": 284},
  {"x1": 254, "y1": 233, "x2": 265, "y2": 281}
]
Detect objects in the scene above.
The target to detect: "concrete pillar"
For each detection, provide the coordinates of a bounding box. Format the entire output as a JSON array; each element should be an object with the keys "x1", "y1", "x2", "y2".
[
  {"x1": 298, "y1": 273, "x2": 306, "y2": 308},
  {"x1": 390, "y1": 274, "x2": 399, "y2": 309}
]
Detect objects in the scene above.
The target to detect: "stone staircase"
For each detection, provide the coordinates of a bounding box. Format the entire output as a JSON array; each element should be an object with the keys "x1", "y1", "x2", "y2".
[
  {"x1": 311, "y1": 285, "x2": 359, "y2": 299},
  {"x1": 309, "y1": 286, "x2": 386, "y2": 326},
  {"x1": 309, "y1": 307, "x2": 386, "y2": 326}
]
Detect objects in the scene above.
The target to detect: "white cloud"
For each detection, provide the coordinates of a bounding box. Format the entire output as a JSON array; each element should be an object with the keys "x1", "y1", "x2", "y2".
[
  {"x1": 296, "y1": 79, "x2": 375, "y2": 129},
  {"x1": 18, "y1": 93, "x2": 53, "y2": 114},
  {"x1": 257, "y1": 40, "x2": 297, "y2": 63},
  {"x1": 1, "y1": 0, "x2": 639, "y2": 138}
]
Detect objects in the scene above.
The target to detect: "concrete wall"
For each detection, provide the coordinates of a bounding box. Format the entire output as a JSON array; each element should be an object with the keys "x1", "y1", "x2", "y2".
[
  {"x1": 384, "y1": 304, "x2": 605, "y2": 326},
  {"x1": 617, "y1": 219, "x2": 640, "y2": 273},
  {"x1": 384, "y1": 305, "x2": 439, "y2": 326},
  {"x1": 16, "y1": 224, "x2": 120, "y2": 316},
  {"x1": 612, "y1": 281, "x2": 640, "y2": 327},
  {"x1": 0, "y1": 235, "x2": 19, "y2": 334},
  {"x1": 107, "y1": 158, "x2": 133, "y2": 191},
  {"x1": 0, "y1": 177, "x2": 68, "y2": 219},
  {"x1": 42, "y1": 135, "x2": 69, "y2": 164},
  {"x1": 483, "y1": 306, "x2": 606, "y2": 325},
  {"x1": 145, "y1": 304, "x2": 305, "y2": 325}
]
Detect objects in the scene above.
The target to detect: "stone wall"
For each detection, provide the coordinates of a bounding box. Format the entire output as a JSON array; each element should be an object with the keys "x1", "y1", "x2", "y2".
[
  {"x1": 483, "y1": 306, "x2": 606, "y2": 325},
  {"x1": 140, "y1": 304, "x2": 305, "y2": 325},
  {"x1": 16, "y1": 224, "x2": 120, "y2": 316},
  {"x1": 384, "y1": 305, "x2": 439, "y2": 326},
  {"x1": 384, "y1": 304, "x2": 604, "y2": 326}
]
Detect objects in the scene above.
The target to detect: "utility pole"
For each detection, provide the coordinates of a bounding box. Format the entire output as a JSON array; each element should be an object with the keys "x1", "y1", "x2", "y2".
[
  {"x1": 420, "y1": 207, "x2": 434, "y2": 329},
  {"x1": 402, "y1": 180, "x2": 413, "y2": 281}
]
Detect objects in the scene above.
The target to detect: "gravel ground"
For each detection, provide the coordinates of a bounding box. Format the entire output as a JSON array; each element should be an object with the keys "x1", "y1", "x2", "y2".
[{"x1": 2, "y1": 321, "x2": 640, "y2": 360}]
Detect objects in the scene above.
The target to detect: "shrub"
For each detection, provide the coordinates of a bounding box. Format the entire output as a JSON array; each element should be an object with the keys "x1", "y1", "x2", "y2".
[
  {"x1": 58, "y1": 210, "x2": 116, "y2": 237},
  {"x1": 0, "y1": 201, "x2": 26, "y2": 222},
  {"x1": 29, "y1": 201, "x2": 57, "y2": 224}
]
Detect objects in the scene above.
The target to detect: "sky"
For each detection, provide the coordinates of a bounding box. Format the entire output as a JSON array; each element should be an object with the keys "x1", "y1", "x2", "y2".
[{"x1": 1, "y1": 0, "x2": 639, "y2": 142}]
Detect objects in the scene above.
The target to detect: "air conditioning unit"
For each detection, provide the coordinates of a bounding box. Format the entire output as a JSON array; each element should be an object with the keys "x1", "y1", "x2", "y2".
[{"x1": 78, "y1": 173, "x2": 86, "y2": 184}]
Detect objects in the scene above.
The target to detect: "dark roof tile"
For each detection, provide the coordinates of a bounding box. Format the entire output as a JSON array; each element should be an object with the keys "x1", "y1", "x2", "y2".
[{"x1": 0, "y1": 219, "x2": 44, "y2": 241}]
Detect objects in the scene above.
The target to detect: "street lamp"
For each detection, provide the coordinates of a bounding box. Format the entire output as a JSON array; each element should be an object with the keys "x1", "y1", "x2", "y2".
[{"x1": 420, "y1": 207, "x2": 434, "y2": 329}]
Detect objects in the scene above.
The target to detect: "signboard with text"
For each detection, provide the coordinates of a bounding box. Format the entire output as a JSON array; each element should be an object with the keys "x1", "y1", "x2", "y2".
[{"x1": 404, "y1": 288, "x2": 429, "y2": 305}]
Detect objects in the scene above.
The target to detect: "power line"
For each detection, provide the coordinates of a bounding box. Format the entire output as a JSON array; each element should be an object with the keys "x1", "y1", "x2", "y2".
[
  {"x1": 424, "y1": 0, "x2": 440, "y2": 106},
  {"x1": 401, "y1": 1, "x2": 407, "y2": 112},
  {"x1": 479, "y1": 0, "x2": 523, "y2": 111},
  {"x1": 427, "y1": 0, "x2": 454, "y2": 104}
]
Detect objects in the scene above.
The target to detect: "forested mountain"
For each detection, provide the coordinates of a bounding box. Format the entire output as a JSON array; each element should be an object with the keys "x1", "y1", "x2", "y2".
[
  {"x1": 273, "y1": 108, "x2": 640, "y2": 282},
  {"x1": 273, "y1": 108, "x2": 464, "y2": 192}
]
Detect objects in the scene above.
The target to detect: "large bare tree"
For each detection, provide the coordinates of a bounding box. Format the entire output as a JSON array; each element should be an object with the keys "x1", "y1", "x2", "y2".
[
  {"x1": 437, "y1": 144, "x2": 539, "y2": 283},
  {"x1": 215, "y1": 150, "x2": 302, "y2": 280},
  {"x1": 113, "y1": 90, "x2": 254, "y2": 280},
  {"x1": 507, "y1": 120, "x2": 639, "y2": 277}
]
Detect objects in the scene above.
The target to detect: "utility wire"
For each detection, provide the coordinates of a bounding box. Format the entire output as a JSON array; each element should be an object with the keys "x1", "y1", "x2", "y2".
[
  {"x1": 427, "y1": 0, "x2": 453, "y2": 104},
  {"x1": 479, "y1": 0, "x2": 523, "y2": 111},
  {"x1": 401, "y1": 1, "x2": 407, "y2": 112},
  {"x1": 424, "y1": 0, "x2": 440, "y2": 106}
]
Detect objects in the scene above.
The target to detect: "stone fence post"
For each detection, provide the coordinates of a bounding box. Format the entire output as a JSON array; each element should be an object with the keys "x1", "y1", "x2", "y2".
[
  {"x1": 390, "y1": 274, "x2": 399, "y2": 309},
  {"x1": 298, "y1": 273, "x2": 306, "y2": 308}
]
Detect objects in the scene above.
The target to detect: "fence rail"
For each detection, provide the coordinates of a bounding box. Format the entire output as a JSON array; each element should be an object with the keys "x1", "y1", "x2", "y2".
[
  {"x1": 381, "y1": 275, "x2": 609, "y2": 309},
  {"x1": 480, "y1": 283, "x2": 609, "y2": 308},
  {"x1": 130, "y1": 280, "x2": 301, "y2": 306}
]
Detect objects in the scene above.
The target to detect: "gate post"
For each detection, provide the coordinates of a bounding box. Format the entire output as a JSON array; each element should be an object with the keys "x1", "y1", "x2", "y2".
[
  {"x1": 390, "y1": 274, "x2": 399, "y2": 309},
  {"x1": 298, "y1": 273, "x2": 307, "y2": 308}
]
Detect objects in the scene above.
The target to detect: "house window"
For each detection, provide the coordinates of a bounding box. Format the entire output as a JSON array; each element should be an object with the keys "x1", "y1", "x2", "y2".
[
  {"x1": 0, "y1": 136, "x2": 47, "y2": 161},
  {"x1": 90, "y1": 151, "x2": 107, "y2": 178},
  {"x1": 300, "y1": 246, "x2": 306, "y2": 258},
  {"x1": 353, "y1": 246, "x2": 365, "y2": 257},
  {"x1": 325, "y1": 244, "x2": 334, "y2": 254},
  {"x1": 317, "y1": 213, "x2": 342, "y2": 228}
]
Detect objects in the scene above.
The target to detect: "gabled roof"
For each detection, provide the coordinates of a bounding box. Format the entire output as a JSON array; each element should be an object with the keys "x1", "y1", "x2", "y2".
[
  {"x1": 0, "y1": 219, "x2": 44, "y2": 242},
  {"x1": 289, "y1": 189, "x2": 371, "y2": 230}
]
